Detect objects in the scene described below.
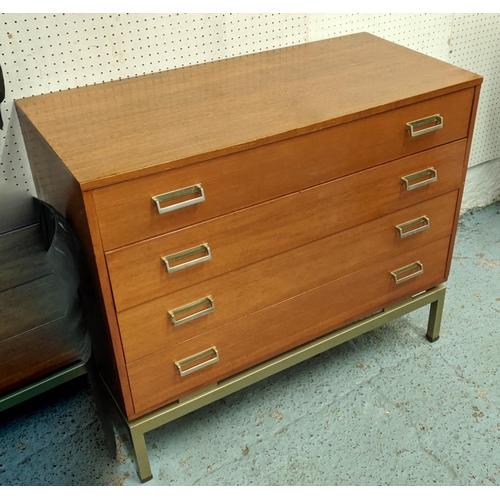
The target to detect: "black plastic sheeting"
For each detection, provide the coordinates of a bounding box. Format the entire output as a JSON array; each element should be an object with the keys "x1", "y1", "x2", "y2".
[
  {"x1": 38, "y1": 198, "x2": 91, "y2": 365},
  {"x1": 0, "y1": 199, "x2": 92, "y2": 395}
]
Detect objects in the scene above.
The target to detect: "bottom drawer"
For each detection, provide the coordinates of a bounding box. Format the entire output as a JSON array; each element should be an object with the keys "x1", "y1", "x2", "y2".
[
  {"x1": 127, "y1": 236, "x2": 450, "y2": 416},
  {"x1": 118, "y1": 191, "x2": 458, "y2": 364},
  {"x1": 0, "y1": 319, "x2": 83, "y2": 395}
]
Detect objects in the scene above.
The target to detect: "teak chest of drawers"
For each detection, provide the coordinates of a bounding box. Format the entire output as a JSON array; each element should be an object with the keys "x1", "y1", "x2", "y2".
[{"x1": 15, "y1": 32, "x2": 482, "y2": 481}]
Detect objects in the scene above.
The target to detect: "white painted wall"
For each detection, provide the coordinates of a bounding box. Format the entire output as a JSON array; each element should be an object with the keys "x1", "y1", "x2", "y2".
[
  {"x1": 306, "y1": 13, "x2": 500, "y2": 212},
  {"x1": 1, "y1": 13, "x2": 499, "y2": 230},
  {"x1": 462, "y1": 159, "x2": 500, "y2": 212}
]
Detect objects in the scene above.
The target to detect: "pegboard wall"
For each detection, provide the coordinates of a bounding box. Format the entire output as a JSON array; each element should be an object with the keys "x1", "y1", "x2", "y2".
[{"x1": 1, "y1": 13, "x2": 499, "y2": 231}]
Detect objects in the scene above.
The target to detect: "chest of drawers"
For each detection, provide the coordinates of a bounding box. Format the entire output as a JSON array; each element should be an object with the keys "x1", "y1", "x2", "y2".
[{"x1": 15, "y1": 32, "x2": 482, "y2": 481}]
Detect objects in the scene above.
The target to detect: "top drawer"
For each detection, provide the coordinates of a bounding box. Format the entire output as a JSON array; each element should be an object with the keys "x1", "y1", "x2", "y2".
[{"x1": 93, "y1": 88, "x2": 474, "y2": 250}]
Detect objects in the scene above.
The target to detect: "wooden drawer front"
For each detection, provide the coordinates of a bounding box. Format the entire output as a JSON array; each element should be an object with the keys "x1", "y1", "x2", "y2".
[
  {"x1": 118, "y1": 191, "x2": 457, "y2": 364},
  {"x1": 107, "y1": 140, "x2": 466, "y2": 311},
  {"x1": 127, "y1": 236, "x2": 450, "y2": 415},
  {"x1": 94, "y1": 88, "x2": 474, "y2": 251}
]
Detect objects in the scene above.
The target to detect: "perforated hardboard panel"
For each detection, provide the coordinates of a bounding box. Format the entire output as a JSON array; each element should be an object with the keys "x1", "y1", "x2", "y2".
[{"x1": 1, "y1": 13, "x2": 498, "y2": 231}]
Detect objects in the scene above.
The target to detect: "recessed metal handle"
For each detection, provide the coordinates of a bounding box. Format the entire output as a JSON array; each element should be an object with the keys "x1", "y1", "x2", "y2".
[
  {"x1": 162, "y1": 243, "x2": 212, "y2": 273},
  {"x1": 152, "y1": 184, "x2": 205, "y2": 215},
  {"x1": 168, "y1": 296, "x2": 215, "y2": 326},
  {"x1": 406, "y1": 114, "x2": 443, "y2": 137},
  {"x1": 175, "y1": 347, "x2": 219, "y2": 377},
  {"x1": 401, "y1": 167, "x2": 437, "y2": 191},
  {"x1": 391, "y1": 261, "x2": 424, "y2": 284},
  {"x1": 395, "y1": 216, "x2": 430, "y2": 239}
]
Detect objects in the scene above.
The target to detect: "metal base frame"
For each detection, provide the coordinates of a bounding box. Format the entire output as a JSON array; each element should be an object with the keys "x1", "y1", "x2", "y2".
[
  {"x1": 0, "y1": 361, "x2": 87, "y2": 413},
  {"x1": 108, "y1": 285, "x2": 446, "y2": 483}
]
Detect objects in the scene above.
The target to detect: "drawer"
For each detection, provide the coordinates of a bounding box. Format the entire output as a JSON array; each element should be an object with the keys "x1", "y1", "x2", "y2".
[
  {"x1": 0, "y1": 225, "x2": 48, "y2": 293},
  {"x1": 0, "y1": 322, "x2": 81, "y2": 395},
  {"x1": 0, "y1": 274, "x2": 67, "y2": 342},
  {"x1": 118, "y1": 191, "x2": 458, "y2": 364},
  {"x1": 94, "y1": 88, "x2": 474, "y2": 250},
  {"x1": 107, "y1": 140, "x2": 466, "y2": 311},
  {"x1": 127, "y1": 236, "x2": 451, "y2": 415}
]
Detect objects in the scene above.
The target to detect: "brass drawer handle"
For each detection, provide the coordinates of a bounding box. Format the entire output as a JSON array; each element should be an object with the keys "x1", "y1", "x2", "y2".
[
  {"x1": 395, "y1": 216, "x2": 430, "y2": 239},
  {"x1": 401, "y1": 167, "x2": 437, "y2": 191},
  {"x1": 406, "y1": 114, "x2": 443, "y2": 137},
  {"x1": 168, "y1": 296, "x2": 215, "y2": 326},
  {"x1": 391, "y1": 261, "x2": 424, "y2": 284},
  {"x1": 162, "y1": 243, "x2": 212, "y2": 273},
  {"x1": 175, "y1": 347, "x2": 219, "y2": 377},
  {"x1": 152, "y1": 184, "x2": 205, "y2": 215}
]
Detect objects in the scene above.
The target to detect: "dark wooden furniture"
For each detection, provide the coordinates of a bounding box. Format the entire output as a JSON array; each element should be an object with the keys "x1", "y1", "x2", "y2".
[
  {"x1": 15, "y1": 32, "x2": 482, "y2": 481},
  {"x1": 0, "y1": 200, "x2": 89, "y2": 411}
]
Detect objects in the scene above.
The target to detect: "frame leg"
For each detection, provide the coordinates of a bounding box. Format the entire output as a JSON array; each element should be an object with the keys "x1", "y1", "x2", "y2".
[
  {"x1": 95, "y1": 285, "x2": 447, "y2": 483},
  {"x1": 426, "y1": 286, "x2": 446, "y2": 343},
  {"x1": 129, "y1": 426, "x2": 153, "y2": 483}
]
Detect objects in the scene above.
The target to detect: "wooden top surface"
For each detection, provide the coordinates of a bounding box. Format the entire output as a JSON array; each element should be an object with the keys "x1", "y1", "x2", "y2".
[{"x1": 15, "y1": 32, "x2": 482, "y2": 190}]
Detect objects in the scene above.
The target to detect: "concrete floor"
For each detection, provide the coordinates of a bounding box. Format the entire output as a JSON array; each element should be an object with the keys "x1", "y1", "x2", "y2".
[{"x1": 1, "y1": 202, "x2": 499, "y2": 486}]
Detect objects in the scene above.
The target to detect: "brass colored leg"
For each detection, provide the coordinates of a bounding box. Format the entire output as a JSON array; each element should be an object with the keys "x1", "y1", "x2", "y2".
[
  {"x1": 98, "y1": 285, "x2": 447, "y2": 483},
  {"x1": 426, "y1": 287, "x2": 446, "y2": 343},
  {"x1": 129, "y1": 426, "x2": 153, "y2": 483}
]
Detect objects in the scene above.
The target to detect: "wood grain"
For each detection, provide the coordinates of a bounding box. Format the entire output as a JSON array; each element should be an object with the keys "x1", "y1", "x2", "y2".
[
  {"x1": 94, "y1": 89, "x2": 473, "y2": 250},
  {"x1": 0, "y1": 274, "x2": 67, "y2": 342},
  {"x1": 0, "y1": 320, "x2": 81, "y2": 395},
  {"x1": 0, "y1": 220, "x2": 85, "y2": 395},
  {"x1": 15, "y1": 33, "x2": 481, "y2": 190},
  {"x1": 15, "y1": 32, "x2": 482, "y2": 421},
  {"x1": 107, "y1": 140, "x2": 466, "y2": 311},
  {"x1": 0, "y1": 224, "x2": 48, "y2": 293},
  {"x1": 127, "y1": 236, "x2": 451, "y2": 416},
  {"x1": 80, "y1": 190, "x2": 136, "y2": 417},
  {"x1": 118, "y1": 191, "x2": 458, "y2": 364},
  {"x1": 15, "y1": 108, "x2": 136, "y2": 417}
]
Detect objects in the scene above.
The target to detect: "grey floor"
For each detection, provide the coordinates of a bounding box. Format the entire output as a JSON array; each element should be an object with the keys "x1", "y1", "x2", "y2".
[{"x1": 1, "y1": 202, "x2": 499, "y2": 486}]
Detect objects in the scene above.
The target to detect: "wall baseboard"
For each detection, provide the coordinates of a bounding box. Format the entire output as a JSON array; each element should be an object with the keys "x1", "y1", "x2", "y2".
[{"x1": 461, "y1": 158, "x2": 500, "y2": 214}]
